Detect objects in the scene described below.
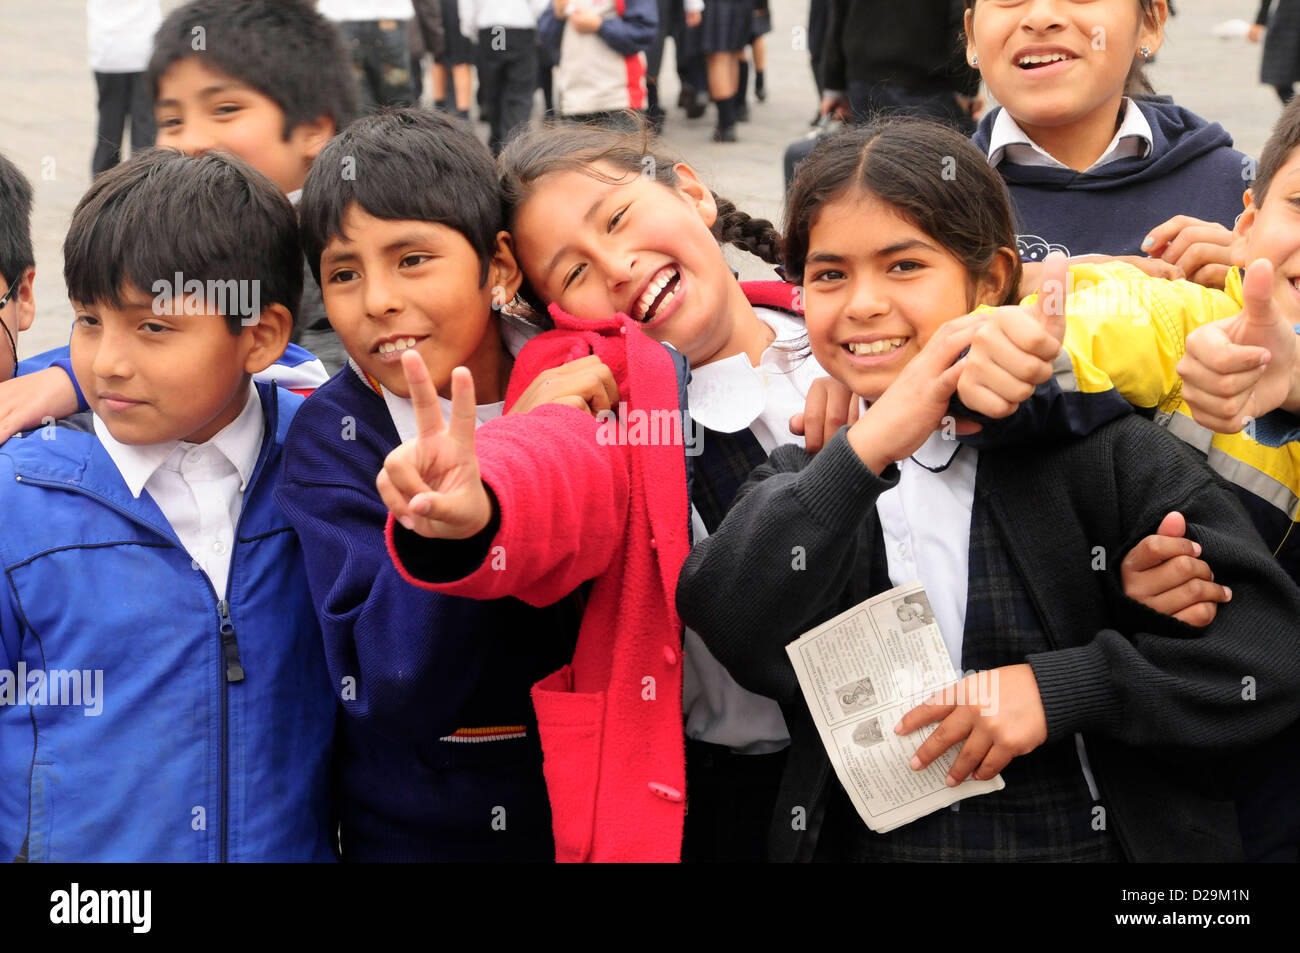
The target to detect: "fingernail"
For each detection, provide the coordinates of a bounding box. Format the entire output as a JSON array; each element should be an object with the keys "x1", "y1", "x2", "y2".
[
  {"x1": 909, "y1": 756, "x2": 922, "y2": 770},
  {"x1": 893, "y1": 720, "x2": 904, "y2": 734},
  {"x1": 945, "y1": 775, "x2": 959, "y2": 787},
  {"x1": 1192, "y1": 542, "x2": 1202, "y2": 556},
  {"x1": 398, "y1": 515, "x2": 415, "y2": 530},
  {"x1": 1223, "y1": 586, "x2": 1232, "y2": 600},
  {"x1": 1141, "y1": 236, "x2": 1154, "y2": 249}
]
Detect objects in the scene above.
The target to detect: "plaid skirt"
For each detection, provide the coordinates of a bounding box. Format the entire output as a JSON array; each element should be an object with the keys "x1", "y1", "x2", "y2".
[{"x1": 693, "y1": 0, "x2": 755, "y2": 54}]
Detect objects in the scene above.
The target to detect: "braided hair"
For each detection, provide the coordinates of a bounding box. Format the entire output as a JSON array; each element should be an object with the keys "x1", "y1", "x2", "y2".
[{"x1": 499, "y1": 114, "x2": 785, "y2": 313}]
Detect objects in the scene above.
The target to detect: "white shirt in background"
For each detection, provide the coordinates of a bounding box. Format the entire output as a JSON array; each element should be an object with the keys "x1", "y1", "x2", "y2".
[
  {"x1": 986, "y1": 97, "x2": 1153, "y2": 173},
  {"x1": 317, "y1": 0, "x2": 416, "y2": 22},
  {"x1": 93, "y1": 381, "x2": 264, "y2": 599},
  {"x1": 458, "y1": 0, "x2": 549, "y2": 36},
  {"x1": 87, "y1": 0, "x2": 162, "y2": 73}
]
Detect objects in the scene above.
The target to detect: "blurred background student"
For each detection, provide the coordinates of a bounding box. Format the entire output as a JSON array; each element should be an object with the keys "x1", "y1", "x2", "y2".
[
  {"x1": 320, "y1": 0, "x2": 418, "y2": 109},
  {"x1": 1252, "y1": 0, "x2": 1300, "y2": 105},
  {"x1": 87, "y1": 0, "x2": 160, "y2": 177}
]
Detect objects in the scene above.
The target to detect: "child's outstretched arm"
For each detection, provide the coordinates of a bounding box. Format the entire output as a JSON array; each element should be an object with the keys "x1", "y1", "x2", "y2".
[
  {"x1": 380, "y1": 350, "x2": 630, "y2": 606},
  {"x1": 0, "y1": 365, "x2": 80, "y2": 443}
]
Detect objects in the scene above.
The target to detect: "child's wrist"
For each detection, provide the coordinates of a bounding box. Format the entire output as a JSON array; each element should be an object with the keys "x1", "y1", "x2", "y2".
[{"x1": 846, "y1": 421, "x2": 895, "y2": 475}]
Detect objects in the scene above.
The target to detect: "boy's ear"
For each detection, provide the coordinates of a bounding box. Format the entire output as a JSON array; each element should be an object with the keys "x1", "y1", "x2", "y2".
[
  {"x1": 964, "y1": 9, "x2": 977, "y2": 65},
  {"x1": 671, "y1": 163, "x2": 718, "y2": 229},
  {"x1": 1230, "y1": 194, "x2": 1257, "y2": 270},
  {"x1": 292, "y1": 115, "x2": 337, "y2": 163},
  {"x1": 240, "y1": 302, "x2": 294, "y2": 375},
  {"x1": 14, "y1": 267, "x2": 35, "y2": 333},
  {"x1": 488, "y1": 231, "x2": 525, "y2": 305}
]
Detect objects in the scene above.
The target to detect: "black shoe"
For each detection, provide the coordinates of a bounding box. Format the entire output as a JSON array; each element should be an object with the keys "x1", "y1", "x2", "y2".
[
  {"x1": 678, "y1": 84, "x2": 695, "y2": 111},
  {"x1": 685, "y1": 95, "x2": 707, "y2": 119},
  {"x1": 712, "y1": 124, "x2": 737, "y2": 142},
  {"x1": 756, "y1": 73, "x2": 767, "y2": 102},
  {"x1": 736, "y1": 101, "x2": 750, "y2": 123}
]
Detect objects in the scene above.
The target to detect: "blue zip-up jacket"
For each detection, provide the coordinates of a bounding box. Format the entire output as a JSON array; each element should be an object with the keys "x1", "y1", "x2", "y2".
[{"x1": 0, "y1": 382, "x2": 336, "y2": 862}]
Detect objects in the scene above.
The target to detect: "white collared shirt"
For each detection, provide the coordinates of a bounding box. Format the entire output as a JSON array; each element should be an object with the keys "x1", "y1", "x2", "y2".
[
  {"x1": 93, "y1": 381, "x2": 264, "y2": 599},
  {"x1": 986, "y1": 98, "x2": 1153, "y2": 173},
  {"x1": 875, "y1": 427, "x2": 979, "y2": 670},
  {"x1": 683, "y1": 307, "x2": 827, "y2": 753}
]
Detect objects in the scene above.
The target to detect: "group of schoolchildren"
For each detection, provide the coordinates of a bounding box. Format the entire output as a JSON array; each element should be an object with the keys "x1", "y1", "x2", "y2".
[{"x1": 0, "y1": 0, "x2": 1298, "y2": 863}]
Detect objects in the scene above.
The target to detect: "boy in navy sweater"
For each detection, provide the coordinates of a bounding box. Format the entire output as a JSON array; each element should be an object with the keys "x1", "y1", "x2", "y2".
[{"x1": 284, "y1": 108, "x2": 594, "y2": 861}]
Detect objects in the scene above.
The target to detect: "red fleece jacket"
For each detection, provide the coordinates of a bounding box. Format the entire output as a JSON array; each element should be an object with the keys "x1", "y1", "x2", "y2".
[{"x1": 386, "y1": 305, "x2": 690, "y2": 862}]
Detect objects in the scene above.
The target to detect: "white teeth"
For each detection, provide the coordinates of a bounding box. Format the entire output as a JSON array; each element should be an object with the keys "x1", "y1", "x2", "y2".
[
  {"x1": 378, "y1": 337, "x2": 418, "y2": 354},
  {"x1": 1018, "y1": 53, "x2": 1070, "y2": 66},
  {"x1": 847, "y1": 337, "x2": 906, "y2": 355},
  {"x1": 635, "y1": 266, "x2": 680, "y2": 319}
]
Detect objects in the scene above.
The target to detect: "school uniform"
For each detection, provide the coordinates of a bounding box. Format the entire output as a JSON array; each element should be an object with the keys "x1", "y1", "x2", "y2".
[
  {"x1": 276, "y1": 334, "x2": 578, "y2": 862},
  {"x1": 0, "y1": 382, "x2": 335, "y2": 861},
  {"x1": 1258, "y1": 1, "x2": 1300, "y2": 100},
  {"x1": 678, "y1": 415, "x2": 1300, "y2": 862},
  {"x1": 538, "y1": 0, "x2": 657, "y2": 119},
  {"x1": 87, "y1": 0, "x2": 160, "y2": 176},
  {"x1": 386, "y1": 306, "x2": 693, "y2": 862},
  {"x1": 681, "y1": 283, "x2": 823, "y2": 860},
  {"x1": 460, "y1": 0, "x2": 549, "y2": 153},
  {"x1": 692, "y1": 0, "x2": 754, "y2": 54},
  {"x1": 972, "y1": 98, "x2": 1249, "y2": 259}
]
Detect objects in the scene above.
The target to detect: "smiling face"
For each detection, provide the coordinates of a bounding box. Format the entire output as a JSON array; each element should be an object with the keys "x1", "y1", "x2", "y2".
[
  {"x1": 966, "y1": 0, "x2": 1164, "y2": 132},
  {"x1": 803, "y1": 190, "x2": 1011, "y2": 402},
  {"x1": 510, "y1": 162, "x2": 749, "y2": 366},
  {"x1": 319, "y1": 204, "x2": 516, "y2": 400},
  {"x1": 154, "y1": 57, "x2": 332, "y2": 194},
  {"x1": 1235, "y1": 148, "x2": 1300, "y2": 326},
  {"x1": 69, "y1": 285, "x2": 285, "y2": 446}
]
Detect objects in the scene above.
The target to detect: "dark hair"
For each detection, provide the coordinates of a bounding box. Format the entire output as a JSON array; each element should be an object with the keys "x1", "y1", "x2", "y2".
[
  {"x1": 149, "y1": 0, "x2": 360, "y2": 140},
  {"x1": 299, "y1": 108, "x2": 501, "y2": 288},
  {"x1": 1252, "y1": 95, "x2": 1300, "y2": 205},
  {"x1": 0, "y1": 151, "x2": 34, "y2": 286},
  {"x1": 498, "y1": 116, "x2": 782, "y2": 312},
  {"x1": 783, "y1": 119, "x2": 1022, "y2": 307},
  {"x1": 963, "y1": 0, "x2": 1163, "y2": 97},
  {"x1": 63, "y1": 148, "x2": 303, "y2": 334}
]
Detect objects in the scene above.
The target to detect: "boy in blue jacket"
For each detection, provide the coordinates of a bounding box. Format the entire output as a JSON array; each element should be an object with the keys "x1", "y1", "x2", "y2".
[
  {"x1": 0, "y1": 148, "x2": 336, "y2": 862},
  {"x1": 282, "y1": 108, "x2": 583, "y2": 861}
]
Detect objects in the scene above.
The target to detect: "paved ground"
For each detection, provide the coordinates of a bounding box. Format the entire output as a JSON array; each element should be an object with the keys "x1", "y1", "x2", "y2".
[{"x1": 0, "y1": 0, "x2": 1284, "y2": 357}]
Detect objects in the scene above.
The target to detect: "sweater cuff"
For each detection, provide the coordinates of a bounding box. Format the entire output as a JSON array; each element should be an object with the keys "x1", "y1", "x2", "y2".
[
  {"x1": 1026, "y1": 641, "x2": 1124, "y2": 741},
  {"x1": 389, "y1": 485, "x2": 502, "y2": 585},
  {"x1": 1250, "y1": 407, "x2": 1300, "y2": 447},
  {"x1": 791, "y1": 427, "x2": 899, "y2": 530}
]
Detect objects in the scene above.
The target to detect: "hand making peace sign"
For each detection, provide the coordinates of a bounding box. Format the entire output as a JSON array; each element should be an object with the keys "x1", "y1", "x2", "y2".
[{"x1": 376, "y1": 350, "x2": 495, "y2": 540}]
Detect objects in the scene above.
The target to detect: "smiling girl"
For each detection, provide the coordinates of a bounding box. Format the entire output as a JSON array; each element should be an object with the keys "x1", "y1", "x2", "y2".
[
  {"x1": 675, "y1": 120, "x2": 1300, "y2": 862},
  {"x1": 965, "y1": 0, "x2": 1249, "y2": 271},
  {"x1": 499, "y1": 121, "x2": 844, "y2": 859}
]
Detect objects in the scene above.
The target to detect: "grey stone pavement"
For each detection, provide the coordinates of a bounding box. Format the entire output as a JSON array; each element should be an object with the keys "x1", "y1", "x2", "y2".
[{"x1": 0, "y1": 0, "x2": 1284, "y2": 358}]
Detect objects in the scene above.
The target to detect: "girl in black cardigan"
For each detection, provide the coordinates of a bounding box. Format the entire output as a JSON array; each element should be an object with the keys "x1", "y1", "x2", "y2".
[{"x1": 676, "y1": 120, "x2": 1300, "y2": 862}]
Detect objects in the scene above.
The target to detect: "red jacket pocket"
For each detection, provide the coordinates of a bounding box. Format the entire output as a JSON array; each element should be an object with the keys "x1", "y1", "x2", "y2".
[{"x1": 531, "y1": 665, "x2": 605, "y2": 863}]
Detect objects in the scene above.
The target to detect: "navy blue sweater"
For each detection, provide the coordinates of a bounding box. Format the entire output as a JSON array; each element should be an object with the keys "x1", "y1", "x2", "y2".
[
  {"x1": 275, "y1": 365, "x2": 579, "y2": 862},
  {"x1": 972, "y1": 98, "x2": 1251, "y2": 260}
]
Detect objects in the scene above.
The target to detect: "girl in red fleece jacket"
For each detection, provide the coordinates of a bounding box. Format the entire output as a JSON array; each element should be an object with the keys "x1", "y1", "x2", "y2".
[{"x1": 380, "y1": 121, "x2": 812, "y2": 862}]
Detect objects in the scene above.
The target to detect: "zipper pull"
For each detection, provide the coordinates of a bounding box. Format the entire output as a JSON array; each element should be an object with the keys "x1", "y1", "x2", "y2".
[{"x1": 217, "y1": 599, "x2": 245, "y2": 683}]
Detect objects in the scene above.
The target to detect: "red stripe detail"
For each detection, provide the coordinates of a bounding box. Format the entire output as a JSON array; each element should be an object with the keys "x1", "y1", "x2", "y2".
[
  {"x1": 619, "y1": 2, "x2": 646, "y2": 110},
  {"x1": 288, "y1": 387, "x2": 316, "y2": 398}
]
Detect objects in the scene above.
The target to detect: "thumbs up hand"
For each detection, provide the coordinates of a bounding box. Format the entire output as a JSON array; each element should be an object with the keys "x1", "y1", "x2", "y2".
[
  {"x1": 956, "y1": 251, "x2": 1069, "y2": 418},
  {"x1": 376, "y1": 350, "x2": 494, "y2": 540},
  {"x1": 1178, "y1": 258, "x2": 1300, "y2": 434}
]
